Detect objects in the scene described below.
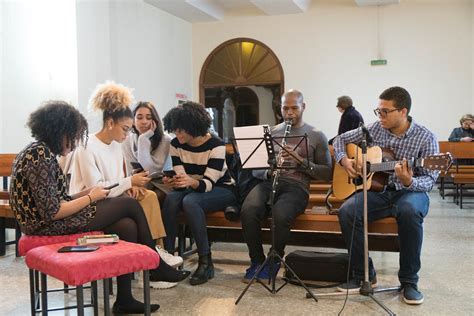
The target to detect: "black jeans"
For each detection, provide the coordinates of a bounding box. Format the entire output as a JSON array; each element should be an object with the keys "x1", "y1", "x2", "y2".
[{"x1": 240, "y1": 180, "x2": 308, "y2": 263}]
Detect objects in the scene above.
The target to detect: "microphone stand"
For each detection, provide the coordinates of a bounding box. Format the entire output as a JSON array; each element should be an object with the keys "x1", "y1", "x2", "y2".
[
  {"x1": 235, "y1": 125, "x2": 318, "y2": 304},
  {"x1": 306, "y1": 131, "x2": 399, "y2": 316},
  {"x1": 359, "y1": 139, "x2": 396, "y2": 315}
]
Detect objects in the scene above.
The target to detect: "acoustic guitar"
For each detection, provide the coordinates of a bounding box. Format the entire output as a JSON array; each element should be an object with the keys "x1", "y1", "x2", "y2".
[{"x1": 332, "y1": 144, "x2": 452, "y2": 200}]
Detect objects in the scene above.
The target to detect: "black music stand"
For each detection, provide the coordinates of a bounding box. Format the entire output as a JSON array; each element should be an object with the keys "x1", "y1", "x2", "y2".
[
  {"x1": 306, "y1": 135, "x2": 399, "y2": 315},
  {"x1": 232, "y1": 125, "x2": 318, "y2": 304}
]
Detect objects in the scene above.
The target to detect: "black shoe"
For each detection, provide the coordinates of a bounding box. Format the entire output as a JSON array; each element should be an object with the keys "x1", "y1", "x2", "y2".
[
  {"x1": 112, "y1": 301, "x2": 160, "y2": 314},
  {"x1": 224, "y1": 205, "x2": 240, "y2": 221},
  {"x1": 401, "y1": 283, "x2": 424, "y2": 305},
  {"x1": 150, "y1": 260, "x2": 191, "y2": 283},
  {"x1": 190, "y1": 253, "x2": 215, "y2": 286}
]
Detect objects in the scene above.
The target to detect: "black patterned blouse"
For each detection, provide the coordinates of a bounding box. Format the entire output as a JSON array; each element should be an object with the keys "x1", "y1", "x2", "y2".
[{"x1": 9, "y1": 142, "x2": 96, "y2": 235}]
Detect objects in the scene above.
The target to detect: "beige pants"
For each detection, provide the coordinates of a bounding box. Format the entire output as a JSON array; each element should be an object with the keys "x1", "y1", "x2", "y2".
[{"x1": 137, "y1": 189, "x2": 166, "y2": 241}]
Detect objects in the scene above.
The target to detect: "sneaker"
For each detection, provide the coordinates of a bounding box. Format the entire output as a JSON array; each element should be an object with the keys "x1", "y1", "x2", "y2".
[
  {"x1": 150, "y1": 280, "x2": 178, "y2": 289},
  {"x1": 242, "y1": 262, "x2": 263, "y2": 283},
  {"x1": 336, "y1": 277, "x2": 378, "y2": 293},
  {"x1": 135, "y1": 272, "x2": 178, "y2": 289},
  {"x1": 258, "y1": 260, "x2": 281, "y2": 282},
  {"x1": 156, "y1": 246, "x2": 183, "y2": 268},
  {"x1": 402, "y1": 283, "x2": 424, "y2": 305}
]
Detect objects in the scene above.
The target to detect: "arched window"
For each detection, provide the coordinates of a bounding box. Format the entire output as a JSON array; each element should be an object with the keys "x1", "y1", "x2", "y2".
[{"x1": 200, "y1": 38, "x2": 284, "y2": 139}]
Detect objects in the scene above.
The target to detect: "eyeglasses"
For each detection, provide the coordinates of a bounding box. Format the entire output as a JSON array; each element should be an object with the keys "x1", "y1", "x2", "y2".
[{"x1": 373, "y1": 108, "x2": 400, "y2": 118}]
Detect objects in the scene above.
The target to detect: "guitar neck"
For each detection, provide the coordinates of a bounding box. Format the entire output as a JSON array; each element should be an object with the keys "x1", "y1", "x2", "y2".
[{"x1": 368, "y1": 159, "x2": 418, "y2": 173}]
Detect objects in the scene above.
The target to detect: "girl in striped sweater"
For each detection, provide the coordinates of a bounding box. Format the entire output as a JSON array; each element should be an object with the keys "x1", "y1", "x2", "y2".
[{"x1": 162, "y1": 101, "x2": 237, "y2": 285}]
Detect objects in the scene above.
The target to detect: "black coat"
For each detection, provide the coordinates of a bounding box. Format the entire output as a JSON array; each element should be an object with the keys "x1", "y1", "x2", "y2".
[
  {"x1": 338, "y1": 106, "x2": 364, "y2": 135},
  {"x1": 329, "y1": 106, "x2": 364, "y2": 145}
]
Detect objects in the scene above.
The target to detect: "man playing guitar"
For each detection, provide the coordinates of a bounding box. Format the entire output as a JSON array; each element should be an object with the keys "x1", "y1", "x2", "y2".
[{"x1": 333, "y1": 86, "x2": 439, "y2": 305}]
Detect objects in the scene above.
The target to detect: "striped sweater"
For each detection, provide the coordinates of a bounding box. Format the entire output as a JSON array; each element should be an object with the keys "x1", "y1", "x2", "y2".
[{"x1": 170, "y1": 135, "x2": 235, "y2": 193}]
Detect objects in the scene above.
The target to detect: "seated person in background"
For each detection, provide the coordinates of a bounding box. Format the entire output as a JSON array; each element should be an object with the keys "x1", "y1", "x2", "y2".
[
  {"x1": 69, "y1": 82, "x2": 183, "y2": 288},
  {"x1": 329, "y1": 95, "x2": 364, "y2": 145},
  {"x1": 161, "y1": 101, "x2": 238, "y2": 286},
  {"x1": 448, "y1": 114, "x2": 473, "y2": 142},
  {"x1": 122, "y1": 101, "x2": 173, "y2": 204},
  {"x1": 333, "y1": 86, "x2": 439, "y2": 305},
  {"x1": 240, "y1": 89, "x2": 332, "y2": 283},
  {"x1": 9, "y1": 101, "x2": 189, "y2": 314}
]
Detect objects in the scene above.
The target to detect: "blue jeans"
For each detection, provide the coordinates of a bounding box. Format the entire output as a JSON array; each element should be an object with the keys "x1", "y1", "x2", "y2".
[
  {"x1": 338, "y1": 189, "x2": 429, "y2": 285},
  {"x1": 162, "y1": 187, "x2": 237, "y2": 256},
  {"x1": 240, "y1": 180, "x2": 309, "y2": 263}
]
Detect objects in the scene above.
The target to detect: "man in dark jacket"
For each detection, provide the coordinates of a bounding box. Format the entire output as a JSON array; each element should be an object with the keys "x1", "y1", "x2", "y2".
[{"x1": 329, "y1": 96, "x2": 364, "y2": 145}]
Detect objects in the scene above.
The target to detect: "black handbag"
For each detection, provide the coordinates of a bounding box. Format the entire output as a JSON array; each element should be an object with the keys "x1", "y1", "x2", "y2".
[{"x1": 284, "y1": 250, "x2": 349, "y2": 283}]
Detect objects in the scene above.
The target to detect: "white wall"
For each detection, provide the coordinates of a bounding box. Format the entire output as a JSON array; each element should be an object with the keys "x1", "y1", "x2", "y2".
[
  {"x1": 192, "y1": 0, "x2": 473, "y2": 140},
  {"x1": 1, "y1": 0, "x2": 192, "y2": 152},
  {"x1": 1, "y1": 0, "x2": 78, "y2": 153},
  {"x1": 76, "y1": 0, "x2": 192, "y2": 133},
  {"x1": 0, "y1": 1, "x2": 3, "y2": 152}
]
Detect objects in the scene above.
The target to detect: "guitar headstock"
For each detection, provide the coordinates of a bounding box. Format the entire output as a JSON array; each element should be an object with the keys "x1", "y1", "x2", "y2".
[{"x1": 421, "y1": 153, "x2": 453, "y2": 174}]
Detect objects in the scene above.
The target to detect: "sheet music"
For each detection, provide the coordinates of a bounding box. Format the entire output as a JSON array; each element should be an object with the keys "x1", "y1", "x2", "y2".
[{"x1": 233, "y1": 125, "x2": 270, "y2": 169}]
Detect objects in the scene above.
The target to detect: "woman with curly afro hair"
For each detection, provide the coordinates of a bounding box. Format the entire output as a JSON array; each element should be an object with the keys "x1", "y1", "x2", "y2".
[
  {"x1": 9, "y1": 101, "x2": 191, "y2": 313},
  {"x1": 161, "y1": 101, "x2": 237, "y2": 285}
]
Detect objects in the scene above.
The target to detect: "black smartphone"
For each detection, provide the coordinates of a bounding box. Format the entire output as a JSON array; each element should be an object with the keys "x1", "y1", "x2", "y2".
[
  {"x1": 104, "y1": 183, "x2": 119, "y2": 190},
  {"x1": 163, "y1": 170, "x2": 176, "y2": 177},
  {"x1": 130, "y1": 161, "x2": 144, "y2": 172},
  {"x1": 58, "y1": 245, "x2": 100, "y2": 253}
]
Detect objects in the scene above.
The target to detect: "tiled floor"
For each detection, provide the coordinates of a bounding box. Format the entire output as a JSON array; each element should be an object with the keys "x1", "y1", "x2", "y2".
[{"x1": 1, "y1": 189, "x2": 473, "y2": 315}]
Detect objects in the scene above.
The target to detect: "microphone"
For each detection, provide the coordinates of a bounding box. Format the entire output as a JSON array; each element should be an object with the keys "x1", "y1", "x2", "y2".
[{"x1": 359, "y1": 123, "x2": 373, "y2": 145}]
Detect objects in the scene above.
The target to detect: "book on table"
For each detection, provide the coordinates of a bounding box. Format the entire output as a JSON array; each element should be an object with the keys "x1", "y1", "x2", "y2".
[{"x1": 77, "y1": 234, "x2": 119, "y2": 245}]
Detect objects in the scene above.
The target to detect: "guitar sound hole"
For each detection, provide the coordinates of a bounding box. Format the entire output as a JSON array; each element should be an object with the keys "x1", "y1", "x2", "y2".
[{"x1": 353, "y1": 177, "x2": 363, "y2": 186}]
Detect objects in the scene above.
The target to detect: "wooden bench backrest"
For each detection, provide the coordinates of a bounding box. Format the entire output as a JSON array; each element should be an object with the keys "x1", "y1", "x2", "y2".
[
  {"x1": 0, "y1": 154, "x2": 16, "y2": 199},
  {"x1": 0, "y1": 154, "x2": 15, "y2": 177},
  {"x1": 439, "y1": 141, "x2": 474, "y2": 160}
]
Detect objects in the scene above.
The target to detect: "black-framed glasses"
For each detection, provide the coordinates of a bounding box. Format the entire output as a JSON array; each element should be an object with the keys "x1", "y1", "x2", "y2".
[{"x1": 373, "y1": 108, "x2": 400, "y2": 118}]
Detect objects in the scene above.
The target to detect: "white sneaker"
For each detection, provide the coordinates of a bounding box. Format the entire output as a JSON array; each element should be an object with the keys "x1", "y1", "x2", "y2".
[
  {"x1": 150, "y1": 280, "x2": 178, "y2": 289},
  {"x1": 156, "y1": 246, "x2": 183, "y2": 268},
  {"x1": 135, "y1": 272, "x2": 178, "y2": 290}
]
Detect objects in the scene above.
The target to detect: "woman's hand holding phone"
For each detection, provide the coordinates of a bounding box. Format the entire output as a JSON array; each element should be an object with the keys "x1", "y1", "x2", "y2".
[
  {"x1": 131, "y1": 171, "x2": 151, "y2": 187},
  {"x1": 162, "y1": 170, "x2": 176, "y2": 186},
  {"x1": 89, "y1": 187, "x2": 109, "y2": 202},
  {"x1": 172, "y1": 173, "x2": 198, "y2": 189}
]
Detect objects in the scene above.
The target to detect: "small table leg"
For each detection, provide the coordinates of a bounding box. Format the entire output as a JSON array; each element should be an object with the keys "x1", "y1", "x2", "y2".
[
  {"x1": 103, "y1": 278, "x2": 111, "y2": 316},
  {"x1": 143, "y1": 270, "x2": 151, "y2": 316},
  {"x1": 92, "y1": 281, "x2": 98, "y2": 316},
  {"x1": 77, "y1": 285, "x2": 84, "y2": 316},
  {"x1": 40, "y1": 273, "x2": 47, "y2": 316},
  {"x1": 29, "y1": 269, "x2": 35, "y2": 316}
]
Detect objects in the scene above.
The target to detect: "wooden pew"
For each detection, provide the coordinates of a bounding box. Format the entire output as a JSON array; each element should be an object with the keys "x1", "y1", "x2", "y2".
[
  {"x1": 0, "y1": 153, "x2": 20, "y2": 256},
  {"x1": 438, "y1": 141, "x2": 474, "y2": 202},
  {"x1": 178, "y1": 145, "x2": 399, "y2": 256}
]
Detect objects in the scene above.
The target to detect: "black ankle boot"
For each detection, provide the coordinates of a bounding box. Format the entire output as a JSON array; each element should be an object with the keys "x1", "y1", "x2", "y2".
[{"x1": 189, "y1": 253, "x2": 214, "y2": 286}]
